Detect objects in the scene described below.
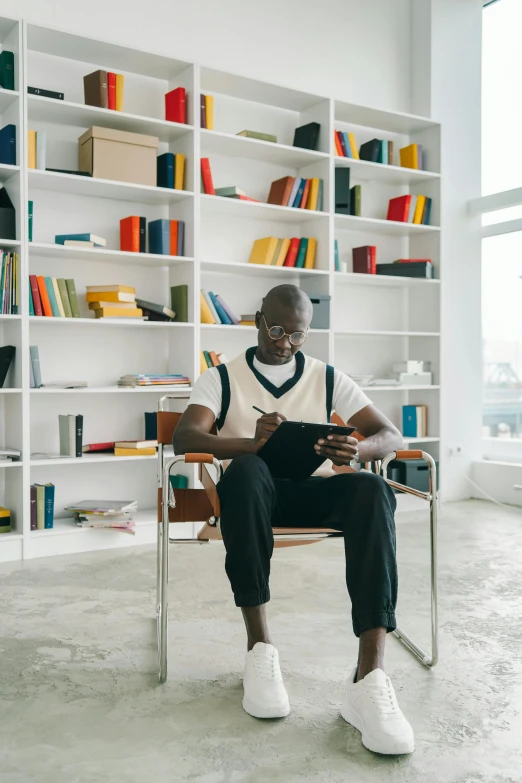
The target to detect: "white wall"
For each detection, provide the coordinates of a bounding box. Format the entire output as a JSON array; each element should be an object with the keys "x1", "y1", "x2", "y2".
[{"x1": 0, "y1": 0, "x2": 411, "y2": 112}]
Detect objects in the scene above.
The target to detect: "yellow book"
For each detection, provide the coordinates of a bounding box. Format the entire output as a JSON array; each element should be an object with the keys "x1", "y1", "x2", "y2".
[
  {"x1": 205, "y1": 94, "x2": 214, "y2": 130},
  {"x1": 274, "y1": 238, "x2": 291, "y2": 266},
  {"x1": 93, "y1": 307, "x2": 143, "y2": 318},
  {"x1": 114, "y1": 447, "x2": 156, "y2": 456},
  {"x1": 306, "y1": 178, "x2": 319, "y2": 211},
  {"x1": 86, "y1": 285, "x2": 135, "y2": 294},
  {"x1": 412, "y1": 195, "x2": 426, "y2": 224},
  {"x1": 200, "y1": 350, "x2": 208, "y2": 374},
  {"x1": 400, "y1": 144, "x2": 419, "y2": 169},
  {"x1": 249, "y1": 236, "x2": 278, "y2": 265},
  {"x1": 304, "y1": 237, "x2": 317, "y2": 269},
  {"x1": 200, "y1": 290, "x2": 216, "y2": 324},
  {"x1": 348, "y1": 132, "x2": 359, "y2": 160},
  {"x1": 86, "y1": 291, "x2": 135, "y2": 303},
  {"x1": 28, "y1": 130, "x2": 36, "y2": 168},
  {"x1": 115, "y1": 73, "x2": 124, "y2": 111},
  {"x1": 52, "y1": 278, "x2": 65, "y2": 317},
  {"x1": 174, "y1": 153, "x2": 185, "y2": 190},
  {"x1": 269, "y1": 238, "x2": 283, "y2": 265}
]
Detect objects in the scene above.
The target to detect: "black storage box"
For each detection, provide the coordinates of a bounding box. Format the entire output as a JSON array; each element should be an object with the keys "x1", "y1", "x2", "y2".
[{"x1": 387, "y1": 458, "x2": 439, "y2": 493}]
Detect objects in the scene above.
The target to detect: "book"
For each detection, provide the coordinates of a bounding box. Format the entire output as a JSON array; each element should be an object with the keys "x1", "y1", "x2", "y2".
[
  {"x1": 209, "y1": 292, "x2": 232, "y2": 325},
  {"x1": 36, "y1": 276, "x2": 52, "y2": 316},
  {"x1": 0, "y1": 124, "x2": 16, "y2": 166},
  {"x1": 208, "y1": 351, "x2": 220, "y2": 367},
  {"x1": 82, "y1": 442, "x2": 115, "y2": 453},
  {"x1": 413, "y1": 195, "x2": 427, "y2": 224},
  {"x1": 291, "y1": 179, "x2": 305, "y2": 208},
  {"x1": 169, "y1": 220, "x2": 178, "y2": 256},
  {"x1": 29, "y1": 345, "x2": 42, "y2": 387},
  {"x1": 29, "y1": 283, "x2": 34, "y2": 317},
  {"x1": 295, "y1": 238, "x2": 308, "y2": 269},
  {"x1": 83, "y1": 70, "x2": 108, "y2": 109},
  {"x1": 201, "y1": 289, "x2": 221, "y2": 322},
  {"x1": 268, "y1": 238, "x2": 283, "y2": 266},
  {"x1": 28, "y1": 200, "x2": 33, "y2": 242},
  {"x1": 174, "y1": 153, "x2": 185, "y2": 190},
  {"x1": 148, "y1": 219, "x2": 170, "y2": 255},
  {"x1": 145, "y1": 412, "x2": 158, "y2": 441},
  {"x1": 202, "y1": 350, "x2": 212, "y2": 368},
  {"x1": 201, "y1": 158, "x2": 215, "y2": 195},
  {"x1": 66, "y1": 499, "x2": 138, "y2": 514},
  {"x1": 165, "y1": 87, "x2": 186, "y2": 124},
  {"x1": 352, "y1": 246, "x2": 376, "y2": 275},
  {"x1": 237, "y1": 130, "x2": 277, "y2": 143},
  {"x1": 359, "y1": 139, "x2": 381, "y2": 163},
  {"x1": 347, "y1": 133, "x2": 359, "y2": 159},
  {"x1": 28, "y1": 130, "x2": 36, "y2": 168},
  {"x1": 306, "y1": 178, "x2": 320, "y2": 211},
  {"x1": 43, "y1": 381, "x2": 87, "y2": 389},
  {"x1": 334, "y1": 239, "x2": 340, "y2": 272},
  {"x1": 388, "y1": 141, "x2": 394, "y2": 166},
  {"x1": 200, "y1": 94, "x2": 206, "y2": 128},
  {"x1": 120, "y1": 216, "x2": 141, "y2": 252},
  {"x1": 284, "y1": 237, "x2": 300, "y2": 267},
  {"x1": 378, "y1": 140, "x2": 388, "y2": 165},
  {"x1": 402, "y1": 405, "x2": 427, "y2": 438},
  {"x1": 75, "y1": 414, "x2": 83, "y2": 457},
  {"x1": 59, "y1": 414, "x2": 76, "y2": 457},
  {"x1": 350, "y1": 185, "x2": 361, "y2": 217},
  {"x1": 205, "y1": 94, "x2": 214, "y2": 130},
  {"x1": 304, "y1": 237, "x2": 317, "y2": 270},
  {"x1": 215, "y1": 186, "x2": 246, "y2": 197},
  {"x1": 299, "y1": 179, "x2": 311, "y2": 209},
  {"x1": 114, "y1": 439, "x2": 157, "y2": 449},
  {"x1": 268, "y1": 176, "x2": 295, "y2": 207},
  {"x1": 317, "y1": 179, "x2": 324, "y2": 212},
  {"x1": 115, "y1": 73, "x2": 124, "y2": 111},
  {"x1": 335, "y1": 168, "x2": 350, "y2": 214},
  {"x1": 0, "y1": 51, "x2": 14, "y2": 91},
  {"x1": 55, "y1": 233, "x2": 106, "y2": 247},
  {"x1": 52, "y1": 278, "x2": 65, "y2": 317},
  {"x1": 340, "y1": 132, "x2": 352, "y2": 159},
  {"x1": 65, "y1": 279, "x2": 80, "y2": 317},
  {"x1": 377, "y1": 262, "x2": 433, "y2": 279},
  {"x1": 216, "y1": 294, "x2": 240, "y2": 325},
  {"x1": 400, "y1": 144, "x2": 419, "y2": 170},
  {"x1": 44, "y1": 277, "x2": 59, "y2": 317},
  {"x1": 1, "y1": 252, "x2": 18, "y2": 314},
  {"x1": 29, "y1": 275, "x2": 42, "y2": 316},
  {"x1": 287, "y1": 177, "x2": 301, "y2": 208},
  {"x1": 157, "y1": 152, "x2": 174, "y2": 189},
  {"x1": 93, "y1": 307, "x2": 143, "y2": 318},
  {"x1": 249, "y1": 236, "x2": 278, "y2": 265},
  {"x1": 293, "y1": 122, "x2": 320, "y2": 151},
  {"x1": 200, "y1": 290, "x2": 216, "y2": 324},
  {"x1": 334, "y1": 131, "x2": 345, "y2": 157},
  {"x1": 170, "y1": 284, "x2": 188, "y2": 322},
  {"x1": 0, "y1": 345, "x2": 15, "y2": 388},
  {"x1": 274, "y1": 238, "x2": 291, "y2": 266},
  {"x1": 46, "y1": 168, "x2": 91, "y2": 176},
  {"x1": 423, "y1": 197, "x2": 432, "y2": 225},
  {"x1": 387, "y1": 195, "x2": 411, "y2": 222},
  {"x1": 114, "y1": 447, "x2": 156, "y2": 457},
  {"x1": 30, "y1": 485, "x2": 37, "y2": 531},
  {"x1": 35, "y1": 130, "x2": 46, "y2": 169},
  {"x1": 35, "y1": 484, "x2": 45, "y2": 530},
  {"x1": 136, "y1": 299, "x2": 175, "y2": 320},
  {"x1": 63, "y1": 240, "x2": 94, "y2": 248},
  {"x1": 200, "y1": 350, "x2": 208, "y2": 373},
  {"x1": 28, "y1": 86, "x2": 64, "y2": 100}
]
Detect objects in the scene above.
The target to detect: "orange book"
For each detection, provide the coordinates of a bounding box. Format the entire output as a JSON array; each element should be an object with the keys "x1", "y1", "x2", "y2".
[
  {"x1": 36, "y1": 275, "x2": 53, "y2": 316},
  {"x1": 299, "y1": 179, "x2": 311, "y2": 209},
  {"x1": 208, "y1": 351, "x2": 220, "y2": 367},
  {"x1": 334, "y1": 132, "x2": 343, "y2": 156},
  {"x1": 170, "y1": 220, "x2": 178, "y2": 255},
  {"x1": 120, "y1": 216, "x2": 140, "y2": 252}
]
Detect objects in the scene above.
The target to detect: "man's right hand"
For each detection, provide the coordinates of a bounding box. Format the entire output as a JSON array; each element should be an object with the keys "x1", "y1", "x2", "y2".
[{"x1": 253, "y1": 412, "x2": 287, "y2": 451}]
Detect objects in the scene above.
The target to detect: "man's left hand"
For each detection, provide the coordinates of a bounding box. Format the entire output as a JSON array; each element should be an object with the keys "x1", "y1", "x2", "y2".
[{"x1": 314, "y1": 434, "x2": 359, "y2": 467}]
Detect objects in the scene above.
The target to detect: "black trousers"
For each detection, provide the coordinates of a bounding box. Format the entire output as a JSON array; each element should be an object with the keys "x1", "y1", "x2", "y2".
[{"x1": 217, "y1": 454, "x2": 398, "y2": 638}]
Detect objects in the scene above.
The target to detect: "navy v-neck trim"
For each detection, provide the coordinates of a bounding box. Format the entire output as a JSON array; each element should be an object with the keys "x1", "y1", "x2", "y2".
[{"x1": 245, "y1": 346, "x2": 305, "y2": 399}]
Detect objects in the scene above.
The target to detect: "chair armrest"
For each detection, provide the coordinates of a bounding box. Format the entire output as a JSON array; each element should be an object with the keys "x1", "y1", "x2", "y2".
[
  {"x1": 392, "y1": 449, "x2": 423, "y2": 460},
  {"x1": 184, "y1": 453, "x2": 215, "y2": 464}
]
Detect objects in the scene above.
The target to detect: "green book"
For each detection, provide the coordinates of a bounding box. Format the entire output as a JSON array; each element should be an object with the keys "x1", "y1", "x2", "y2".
[
  {"x1": 170, "y1": 284, "x2": 188, "y2": 322},
  {"x1": 203, "y1": 350, "x2": 213, "y2": 368},
  {"x1": 65, "y1": 279, "x2": 80, "y2": 318},
  {"x1": 28, "y1": 201, "x2": 33, "y2": 241},
  {"x1": 350, "y1": 185, "x2": 361, "y2": 217},
  {"x1": 317, "y1": 179, "x2": 324, "y2": 212},
  {"x1": 29, "y1": 284, "x2": 34, "y2": 315},
  {"x1": 57, "y1": 278, "x2": 72, "y2": 317},
  {"x1": 0, "y1": 51, "x2": 14, "y2": 91},
  {"x1": 295, "y1": 238, "x2": 308, "y2": 269},
  {"x1": 35, "y1": 485, "x2": 45, "y2": 530},
  {"x1": 237, "y1": 130, "x2": 277, "y2": 143},
  {"x1": 334, "y1": 239, "x2": 340, "y2": 272}
]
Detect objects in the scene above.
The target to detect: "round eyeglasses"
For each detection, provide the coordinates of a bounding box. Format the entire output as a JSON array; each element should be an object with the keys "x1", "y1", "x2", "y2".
[{"x1": 261, "y1": 312, "x2": 308, "y2": 346}]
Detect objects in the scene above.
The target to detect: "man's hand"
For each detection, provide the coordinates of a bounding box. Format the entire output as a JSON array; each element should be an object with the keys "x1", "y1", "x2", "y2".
[
  {"x1": 314, "y1": 434, "x2": 359, "y2": 466},
  {"x1": 253, "y1": 412, "x2": 287, "y2": 451}
]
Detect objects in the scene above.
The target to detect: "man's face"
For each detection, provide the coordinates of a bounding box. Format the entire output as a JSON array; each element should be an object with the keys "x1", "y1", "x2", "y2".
[{"x1": 255, "y1": 304, "x2": 311, "y2": 366}]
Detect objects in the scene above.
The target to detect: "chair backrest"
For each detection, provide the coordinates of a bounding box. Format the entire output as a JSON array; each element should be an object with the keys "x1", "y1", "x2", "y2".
[{"x1": 157, "y1": 411, "x2": 217, "y2": 446}]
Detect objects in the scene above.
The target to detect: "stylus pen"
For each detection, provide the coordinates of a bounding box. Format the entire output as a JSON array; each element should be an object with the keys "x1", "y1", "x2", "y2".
[{"x1": 252, "y1": 406, "x2": 267, "y2": 415}]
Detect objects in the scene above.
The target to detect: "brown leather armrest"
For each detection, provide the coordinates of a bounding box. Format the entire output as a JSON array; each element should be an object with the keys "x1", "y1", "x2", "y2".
[
  {"x1": 394, "y1": 450, "x2": 424, "y2": 460},
  {"x1": 185, "y1": 453, "x2": 214, "y2": 464}
]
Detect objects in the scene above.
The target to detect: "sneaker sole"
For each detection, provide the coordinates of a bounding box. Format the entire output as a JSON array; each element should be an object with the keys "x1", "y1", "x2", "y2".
[
  {"x1": 242, "y1": 695, "x2": 290, "y2": 719},
  {"x1": 340, "y1": 702, "x2": 414, "y2": 755}
]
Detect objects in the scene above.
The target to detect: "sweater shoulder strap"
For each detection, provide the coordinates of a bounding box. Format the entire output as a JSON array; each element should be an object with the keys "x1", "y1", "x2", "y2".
[{"x1": 215, "y1": 364, "x2": 230, "y2": 431}]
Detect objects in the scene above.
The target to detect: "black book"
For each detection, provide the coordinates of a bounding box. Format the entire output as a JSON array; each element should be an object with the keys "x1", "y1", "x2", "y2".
[
  {"x1": 28, "y1": 86, "x2": 64, "y2": 100},
  {"x1": 334, "y1": 168, "x2": 351, "y2": 214},
  {"x1": 359, "y1": 139, "x2": 381, "y2": 163},
  {"x1": 145, "y1": 412, "x2": 158, "y2": 441},
  {"x1": 0, "y1": 124, "x2": 16, "y2": 166},
  {"x1": 139, "y1": 217, "x2": 146, "y2": 252},
  {"x1": 139, "y1": 307, "x2": 173, "y2": 322},
  {"x1": 293, "y1": 122, "x2": 320, "y2": 151},
  {"x1": 75, "y1": 414, "x2": 84, "y2": 458},
  {"x1": 0, "y1": 187, "x2": 15, "y2": 239},
  {"x1": 45, "y1": 168, "x2": 91, "y2": 177},
  {"x1": 376, "y1": 262, "x2": 433, "y2": 279},
  {"x1": 0, "y1": 345, "x2": 15, "y2": 388}
]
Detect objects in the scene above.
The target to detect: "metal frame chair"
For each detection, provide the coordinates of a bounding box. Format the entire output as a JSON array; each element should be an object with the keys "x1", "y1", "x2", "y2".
[{"x1": 155, "y1": 397, "x2": 438, "y2": 683}]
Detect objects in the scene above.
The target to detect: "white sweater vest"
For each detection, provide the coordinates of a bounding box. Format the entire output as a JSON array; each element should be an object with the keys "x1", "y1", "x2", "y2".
[{"x1": 216, "y1": 348, "x2": 335, "y2": 476}]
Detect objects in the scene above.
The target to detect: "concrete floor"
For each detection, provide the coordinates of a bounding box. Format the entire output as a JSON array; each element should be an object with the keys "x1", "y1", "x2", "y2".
[{"x1": 0, "y1": 499, "x2": 521, "y2": 783}]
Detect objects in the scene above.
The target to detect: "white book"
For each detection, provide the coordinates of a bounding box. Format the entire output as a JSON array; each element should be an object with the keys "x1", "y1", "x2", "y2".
[
  {"x1": 201, "y1": 289, "x2": 221, "y2": 324},
  {"x1": 30, "y1": 345, "x2": 42, "y2": 387},
  {"x1": 36, "y1": 131, "x2": 46, "y2": 170},
  {"x1": 51, "y1": 279, "x2": 65, "y2": 317},
  {"x1": 58, "y1": 414, "x2": 70, "y2": 456},
  {"x1": 287, "y1": 177, "x2": 301, "y2": 207},
  {"x1": 63, "y1": 240, "x2": 95, "y2": 248}
]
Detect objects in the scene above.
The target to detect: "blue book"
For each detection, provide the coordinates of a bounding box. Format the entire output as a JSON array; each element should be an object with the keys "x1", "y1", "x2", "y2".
[
  {"x1": 157, "y1": 152, "x2": 174, "y2": 189},
  {"x1": 292, "y1": 178, "x2": 306, "y2": 208},
  {"x1": 342, "y1": 132, "x2": 353, "y2": 159},
  {"x1": 423, "y1": 197, "x2": 432, "y2": 225},
  {"x1": 295, "y1": 238, "x2": 308, "y2": 268},
  {"x1": 44, "y1": 277, "x2": 60, "y2": 316},
  {"x1": 44, "y1": 484, "x2": 55, "y2": 529},
  {"x1": 0, "y1": 124, "x2": 16, "y2": 165},
  {"x1": 402, "y1": 406, "x2": 417, "y2": 438},
  {"x1": 334, "y1": 239, "x2": 340, "y2": 272},
  {"x1": 177, "y1": 220, "x2": 185, "y2": 256},
  {"x1": 148, "y1": 219, "x2": 170, "y2": 255},
  {"x1": 378, "y1": 140, "x2": 388, "y2": 165},
  {"x1": 208, "y1": 291, "x2": 232, "y2": 324},
  {"x1": 55, "y1": 233, "x2": 105, "y2": 247},
  {"x1": 317, "y1": 179, "x2": 324, "y2": 212},
  {"x1": 29, "y1": 285, "x2": 34, "y2": 315}
]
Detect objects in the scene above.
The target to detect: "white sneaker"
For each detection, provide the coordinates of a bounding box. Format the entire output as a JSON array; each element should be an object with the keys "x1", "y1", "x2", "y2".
[
  {"x1": 341, "y1": 668, "x2": 414, "y2": 755},
  {"x1": 242, "y1": 642, "x2": 290, "y2": 719}
]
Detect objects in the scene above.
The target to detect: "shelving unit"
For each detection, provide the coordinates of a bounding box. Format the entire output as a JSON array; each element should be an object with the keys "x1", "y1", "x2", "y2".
[{"x1": 0, "y1": 16, "x2": 441, "y2": 562}]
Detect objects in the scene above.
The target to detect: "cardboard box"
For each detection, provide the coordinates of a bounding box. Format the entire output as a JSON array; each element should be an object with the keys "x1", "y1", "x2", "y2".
[{"x1": 78, "y1": 126, "x2": 159, "y2": 186}]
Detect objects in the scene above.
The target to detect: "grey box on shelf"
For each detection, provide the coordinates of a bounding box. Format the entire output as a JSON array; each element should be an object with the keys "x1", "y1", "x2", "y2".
[
  {"x1": 388, "y1": 458, "x2": 439, "y2": 492},
  {"x1": 309, "y1": 295, "x2": 330, "y2": 329}
]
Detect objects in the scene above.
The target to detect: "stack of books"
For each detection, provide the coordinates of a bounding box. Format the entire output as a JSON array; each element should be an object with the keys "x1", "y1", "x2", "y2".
[
  {"x1": 156, "y1": 153, "x2": 185, "y2": 190},
  {"x1": 335, "y1": 131, "x2": 395, "y2": 166},
  {"x1": 30, "y1": 483, "x2": 55, "y2": 531},
  {"x1": 400, "y1": 144, "x2": 424, "y2": 170},
  {"x1": 55, "y1": 232, "x2": 106, "y2": 249},
  {"x1": 29, "y1": 275, "x2": 80, "y2": 318},
  {"x1": 200, "y1": 290, "x2": 240, "y2": 325},
  {"x1": 147, "y1": 219, "x2": 185, "y2": 256},
  {"x1": 387, "y1": 195, "x2": 432, "y2": 225},
  {"x1": 403, "y1": 405, "x2": 428, "y2": 438},
  {"x1": 248, "y1": 236, "x2": 317, "y2": 269},
  {"x1": 200, "y1": 350, "x2": 228, "y2": 371},
  {"x1": 59, "y1": 414, "x2": 83, "y2": 457},
  {"x1": 333, "y1": 130, "x2": 360, "y2": 159},
  {"x1": 200, "y1": 94, "x2": 214, "y2": 129},
  {"x1": 0, "y1": 506, "x2": 11, "y2": 534},
  {"x1": 1, "y1": 251, "x2": 19, "y2": 314},
  {"x1": 84, "y1": 69, "x2": 124, "y2": 111},
  {"x1": 240, "y1": 314, "x2": 255, "y2": 326},
  {"x1": 165, "y1": 87, "x2": 186, "y2": 124},
  {"x1": 117, "y1": 374, "x2": 190, "y2": 388},
  {"x1": 114, "y1": 439, "x2": 157, "y2": 457},
  {"x1": 86, "y1": 285, "x2": 143, "y2": 319},
  {"x1": 0, "y1": 448, "x2": 21, "y2": 463},
  {"x1": 66, "y1": 499, "x2": 137, "y2": 535},
  {"x1": 267, "y1": 175, "x2": 324, "y2": 211}
]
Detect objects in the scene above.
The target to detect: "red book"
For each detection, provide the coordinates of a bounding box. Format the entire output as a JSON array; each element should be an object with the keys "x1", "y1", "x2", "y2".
[
  {"x1": 36, "y1": 275, "x2": 53, "y2": 316},
  {"x1": 395, "y1": 258, "x2": 432, "y2": 264},
  {"x1": 387, "y1": 195, "x2": 411, "y2": 222},
  {"x1": 29, "y1": 274, "x2": 43, "y2": 316},
  {"x1": 231, "y1": 194, "x2": 260, "y2": 202},
  {"x1": 370, "y1": 245, "x2": 376, "y2": 274},
  {"x1": 334, "y1": 132, "x2": 343, "y2": 157},
  {"x1": 201, "y1": 157, "x2": 215, "y2": 195},
  {"x1": 200, "y1": 94, "x2": 206, "y2": 128},
  {"x1": 352, "y1": 246, "x2": 374, "y2": 274},
  {"x1": 299, "y1": 179, "x2": 311, "y2": 209},
  {"x1": 165, "y1": 87, "x2": 186, "y2": 124},
  {"x1": 120, "y1": 216, "x2": 140, "y2": 252},
  {"x1": 283, "y1": 237, "x2": 301, "y2": 267},
  {"x1": 108, "y1": 72, "x2": 116, "y2": 110},
  {"x1": 169, "y1": 220, "x2": 178, "y2": 255},
  {"x1": 337, "y1": 131, "x2": 348, "y2": 157},
  {"x1": 82, "y1": 442, "x2": 115, "y2": 453}
]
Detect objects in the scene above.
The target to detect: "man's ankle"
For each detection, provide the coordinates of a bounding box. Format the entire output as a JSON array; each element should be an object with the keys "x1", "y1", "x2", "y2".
[
  {"x1": 247, "y1": 636, "x2": 272, "y2": 651},
  {"x1": 356, "y1": 661, "x2": 384, "y2": 682}
]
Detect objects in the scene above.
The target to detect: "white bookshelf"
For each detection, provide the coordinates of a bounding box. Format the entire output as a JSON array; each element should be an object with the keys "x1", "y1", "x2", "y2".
[{"x1": 0, "y1": 17, "x2": 441, "y2": 562}]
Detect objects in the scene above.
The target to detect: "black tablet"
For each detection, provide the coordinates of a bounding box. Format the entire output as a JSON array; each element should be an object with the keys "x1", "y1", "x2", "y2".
[{"x1": 257, "y1": 421, "x2": 356, "y2": 480}]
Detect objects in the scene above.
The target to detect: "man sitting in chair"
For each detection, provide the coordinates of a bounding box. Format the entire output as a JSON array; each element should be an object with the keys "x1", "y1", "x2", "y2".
[{"x1": 174, "y1": 284, "x2": 414, "y2": 756}]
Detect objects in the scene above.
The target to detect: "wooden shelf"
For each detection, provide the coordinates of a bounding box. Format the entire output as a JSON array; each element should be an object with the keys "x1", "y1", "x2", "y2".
[{"x1": 30, "y1": 242, "x2": 194, "y2": 268}]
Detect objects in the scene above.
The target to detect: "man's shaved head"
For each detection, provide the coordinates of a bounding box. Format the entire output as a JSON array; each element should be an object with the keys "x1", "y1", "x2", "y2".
[
  {"x1": 255, "y1": 285, "x2": 314, "y2": 366},
  {"x1": 261, "y1": 285, "x2": 313, "y2": 320}
]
